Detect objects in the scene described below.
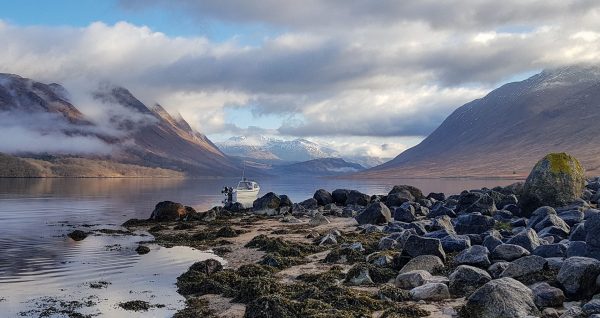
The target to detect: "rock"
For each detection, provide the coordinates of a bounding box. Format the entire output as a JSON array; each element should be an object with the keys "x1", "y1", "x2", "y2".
[
  {"x1": 67, "y1": 230, "x2": 88, "y2": 241},
  {"x1": 281, "y1": 215, "x2": 302, "y2": 223},
  {"x1": 457, "y1": 192, "x2": 497, "y2": 215},
  {"x1": 386, "y1": 192, "x2": 412, "y2": 207},
  {"x1": 150, "y1": 201, "x2": 187, "y2": 221},
  {"x1": 521, "y1": 153, "x2": 586, "y2": 215},
  {"x1": 491, "y1": 244, "x2": 531, "y2": 261},
  {"x1": 403, "y1": 235, "x2": 446, "y2": 261},
  {"x1": 331, "y1": 189, "x2": 350, "y2": 205},
  {"x1": 355, "y1": 202, "x2": 392, "y2": 225},
  {"x1": 299, "y1": 198, "x2": 318, "y2": 210},
  {"x1": 409, "y1": 283, "x2": 450, "y2": 301},
  {"x1": 531, "y1": 282, "x2": 565, "y2": 308},
  {"x1": 279, "y1": 195, "x2": 293, "y2": 208},
  {"x1": 586, "y1": 213, "x2": 600, "y2": 260},
  {"x1": 482, "y1": 234, "x2": 503, "y2": 253},
  {"x1": 534, "y1": 214, "x2": 570, "y2": 234},
  {"x1": 313, "y1": 189, "x2": 333, "y2": 206},
  {"x1": 319, "y1": 234, "x2": 338, "y2": 246},
  {"x1": 308, "y1": 213, "x2": 330, "y2": 226},
  {"x1": 341, "y1": 207, "x2": 357, "y2": 218},
  {"x1": 534, "y1": 244, "x2": 567, "y2": 258},
  {"x1": 135, "y1": 245, "x2": 150, "y2": 255},
  {"x1": 345, "y1": 264, "x2": 374, "y2": 286},
  {"x1": 441, "y1": 234, "x2": 471, "y2": 252},
  {"x1": 253, "y1": 192, "x2": 281, "y2": 212},
  {"x1": 507, "y1": 228, "x2": 541, "y2": 252},
  {"x1": 569, "y1": 223, "x2": 586, "y2": 241},
  {"x1": 361, "y1": 224, "x2": 382, "y2": 234},
  {"x1": 583, "y1": 299, "x2": 600, "y2": 315},
  {"x1": 399, "y1": 255, "x2": 445, "y2": 274},
  {"x1": 428, "y1": 205, "x2": 457, "y2": 219},
  {"x1": 346, "y1": 190, "x2": 371, "y2": 206},
  {"x1": 559, "y1": 306, "x2": 584, "y2": 318},
  {"x1": 460, "y1": 277, "x2": 540, "y2": 318},
  {"x1": 389, "y1": 185, "x2": 424, "y2": 201},
  {"x1": 449, "y1": 265, "x2": 492, "y2": 297},
  {"x1": 558, "y1": 210, "x2": 584, "y2": 227},
  {"x1": 189, "y1": 259, "x2": 223, "y2": 275},
  {"x1": 395, "y1": 270, "x2": 432, "y2": 289},
  {"x1": 557, "y1": 256, "x2": 600, "y2": 300},
  {"x1": 488, "y1": 262, "x2": 510, "y2": 278},
  {"x1": 393, "y1": 202, "x2": 417, "y2": 223},
  {"x1": 367, "y1": 252, "x2": 395, "y2": 267},
  {"x1": 567, "y1": 241, "x2": 587, "y2": 258},
  {"x1": 378, "y1": 236, "x2": 398, "y2": 250},
  {"x1": 529, "y1": 206, "x2": 557, "y2": 229},
  {"x1": 431, "y1": 215, "x2": 456, "y2": 233},
  {"x1": 500, "y1": 255, "x2": 547, "y2": 280},
  {"x1": 427, "y1": 192, "x2": 446, "y2": 201},
  {"x1": 455, "y1": 214, "x2": 495, "y2": 235},
  {"x1": 454, "y1": 245, "x2": 491, "y2": 268}
]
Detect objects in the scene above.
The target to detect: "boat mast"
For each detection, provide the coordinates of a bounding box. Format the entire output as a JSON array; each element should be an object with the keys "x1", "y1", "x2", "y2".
[{"x1": 242, "y1": 160, "x2": 246, "y2": 181}]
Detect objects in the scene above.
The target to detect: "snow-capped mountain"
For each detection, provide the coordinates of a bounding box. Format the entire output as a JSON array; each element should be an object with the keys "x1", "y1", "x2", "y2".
[{"x1": 216, "y1": 136, "x2": 339, "y2": 162}]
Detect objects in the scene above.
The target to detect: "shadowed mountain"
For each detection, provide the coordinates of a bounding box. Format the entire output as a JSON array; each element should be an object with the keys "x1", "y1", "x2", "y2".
[
  {"x1": 0, "y1": 73, "x2": 241, "y2": 177},
  {"x1": 358, "y1": 65, "x2": 600, "y2": 178},
  {"x1": 272, "y1": 158, "x2": 365, "y2": 176}
]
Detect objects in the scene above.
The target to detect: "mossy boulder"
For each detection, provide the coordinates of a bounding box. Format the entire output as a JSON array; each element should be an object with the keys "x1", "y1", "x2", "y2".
[{"x1": 520, "y1": 153, "x2": 585, "y2": 216}]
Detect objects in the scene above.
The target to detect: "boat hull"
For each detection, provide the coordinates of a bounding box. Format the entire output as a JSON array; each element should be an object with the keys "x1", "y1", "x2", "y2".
[{"x1": 233, "y1": 189, "x2": 260, "y2": 202}]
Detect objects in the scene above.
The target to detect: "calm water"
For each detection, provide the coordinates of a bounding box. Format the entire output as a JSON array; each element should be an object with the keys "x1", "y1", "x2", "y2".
[{"x1": 0, "y1": 177, "x2": 520, "y2": 317}]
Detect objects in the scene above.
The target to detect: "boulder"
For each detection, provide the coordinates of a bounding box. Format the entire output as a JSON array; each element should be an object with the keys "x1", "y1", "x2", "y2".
[
  {"x1": 409, "y1": 283, "x2": 450, "y2": 301},
  {"x1": 457, "y1": 192, "x2": 497, "y2": 215},
  {"x1": 427, "y1": 192, "x2": 446, "y2": 201},
  {"x1": 67, "y1": 230, "x2": 88, "y2": 241},
  {"x1": 402, "y1": 235, "x2": 446, "y2": 261},
  {"x1": 533, "y1": 244, "x2": 567, "y2": 258},
  {"x1": 449, "y1": 265, "x2": 492, "y2": 297},
  {"x1": 279, "y1": 195, "x2": 293, "y2": 208},
  {"x1": 355, "y1": 202, "x2": 392, "y2": 225},
  {"x1": 557, "y1": 256, "x2": 600, "y2": 300},
  {"x1": 378, "y1": 236, "x2": 398, "y2": 250},
  {"x1": 500, "y1": 255, "x2": 547, "y2": 281},
  {"x1": 507, "y1": 228, "x2": 541, "y2": 252},
  {"x1": 253, "y1": 193, "x2": 281, "y2": 212},
  {"x1": 567, "y1": 241, "x2": 587, "y2": 258},
  {"x1": 399, "y1": 255, "x2": 444, "y2": 274},
  {"x1": 583, "y1": 299, "x2": 600, "y2": 316},
  {"x1": 386, "y1": 192, "x2": 412, "y2": 207},
  {"x1": 586, "y1": 213, "x2": 600, "y2": 260},
  {"x1": 482, "y1": 234, "x2": 503, "y2": 253},
  {"x1": 395, "y1": 270, "x2": 432, "y2": 289},
  {"x1": 488, "y1": 262, "x2": 510, "y2": 279},
  {"x1": 389, "y1": 185, "x2": 424, "y2": 201},
  {"x1": 528, "y1": 206, "x2": 557, "y2": 229},
  {"x1": 299, "y1": 198, "x2": 318, "y2": 210},
  {"x1": 558, "y1": 209, "x2": 584, "y2": 227},
  {"x1": 150, "y1": 201, "x2": 187, "y2": 221},
  {"x1": 313, "y1": 189, "x2": 333, "y2": 206},
  {"x1": 530, "y1": 282, "x2": 565, "y2": 308},
  {"x1": 346, "y1": 190, "x2": 371, "y2": 206},
  {"x1": 460, "y1": 277, "x2": 540, "y2": 318},
  {"x1": 491, "y1": 244, "x2": 531, "y2": 261},
  {"x1": 308, "y1": 213, "x2": 330, "y2": 226},
  {"x1": 393, "y1": 202, "x2": 417, "y2": 223},
  {"x1": 521, "y1": 153, "x2": 586, "y2": 215},
  {"x1": 454, "y1": 245, "x2": 491, "y2": 268},
  {"x1": 331, "y1": 189, "x2": 350, "y2": 205},
  {"x1": 455, "y1": 214, "x2": 495, "y2": 235},
  {"x1": 441, "y1": 234, "x2": 471, "y2": 253},
  {"x1": 534, "y1": 214, "x2": 570, "y2": 234}
]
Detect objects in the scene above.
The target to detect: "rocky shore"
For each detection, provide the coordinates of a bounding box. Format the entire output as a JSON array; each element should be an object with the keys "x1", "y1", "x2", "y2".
[{"x1": 122, "y1": 152, "x2": 600, "y2": 318}]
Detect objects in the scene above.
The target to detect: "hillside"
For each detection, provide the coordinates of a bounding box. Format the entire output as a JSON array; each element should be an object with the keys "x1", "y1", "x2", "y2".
[
  {"x1": 0, "y1": 74, "x2": 241, "y2": 177},
  {"x1": 359, "y1": 65, "x2": 600, "y2": 178},
  {"x1": 272, "y1": 158, "x2": 365, "y2": 176}
]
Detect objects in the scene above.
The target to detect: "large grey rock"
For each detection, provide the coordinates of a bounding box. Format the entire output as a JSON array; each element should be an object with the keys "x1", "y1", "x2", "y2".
[
  {"x1": 355, "y1": 202, "x2": 392, "y2": 225},
  {"x1": 449, "y1": 265, "x2": 492, "y2": 297},
  {"x1": 389, "y1": 185, "x2": 424, "y2": 201},
  {"x1": 457, "y1": 192, "x2": 497, "y2": 215},
  {"x1": 399, "y1": 255, "x2": 444, "y2": 274},
  {"x1": 455, "y1": 214, "x2": 496, "y2": 235},
  {"x1": 500, "y1": 255, "x2": 547, "y2": 281},
  {"x1": 150, "y1": 201, "x2": 187, "y2": 221},
  {"x1": 482, "y1": 233, "x2": 504, "y2": 253},
  {"x1": 253, "y1": 192, "x2": 281, "y2": 212},
  {"x1": 386, "y1": 192, "x2": 412, "y2": 207},
  {"x1": 534, "y1": 244, "x2": 567, "y2": 258},
  {"x1": 586, "y1": 213, "x2": 600, "y2": 260},
  {"x1": 534, "y1": 214, "x2": 570, "y2": 234},
  {"x1": 441, "y1": 234, "x2": 471, "y2": 253},
  {"x1": 454, "y1": 245, "x2": 491, "y2": 268},
  {"x1": 559, "y1": 209, "x2": 584, "y2": 227},
  {"x1": 521, "y1": 153, "x2": 586, "y2": 216},
  {"x1": 461, "y1": 277, "x2": 540, "y2": 318},
  {"x1": 395, "y1": 270, "x2": 432, "y2": 289},
  {"x1": 557, "y1": 256, "x2": 600, "y2": 300},
  {"x1": 346, "y1": 190, "x2": 371, "y2": 206},
  {"x1": 528, "y1": 206, "x2": 557, "y2": 230},
  {"x1": 313, "y1": 189, "x2": 333, "y2": 206},
  {"x1": 507, "y1": 228, "x2": 541, "y2": 252},
  {"x1": 409, "y1": 283, "x2": 450, "y2": 301},
  {"x1": 331, "y1": 189, "x2": 350, "y2": 205},
  {"x1": 402, "y1": 235, "x2": 446, "y2": 261},
  {"x1": 530, "y1": 282, "x2": 565, "y2": 308},
  {"x1": 491, "y1": 244, "x2": 531, "y2": 261}
]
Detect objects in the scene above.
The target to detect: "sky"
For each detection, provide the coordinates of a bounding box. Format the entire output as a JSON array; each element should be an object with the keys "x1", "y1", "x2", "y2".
[{"x1": 2, "y1": 0, "x2": 600, "y2": 160}]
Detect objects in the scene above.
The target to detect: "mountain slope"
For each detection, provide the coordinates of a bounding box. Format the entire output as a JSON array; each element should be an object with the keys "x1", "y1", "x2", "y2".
[
  {"x1": 359, "y1": 65, "x2": 600, "y2": 178},
  {"x1": 0, "y1": 74, "x2": 240, "y2": 177},
  {"x1": 272, "y1": 157, "x2": 365, "y2": 176}
]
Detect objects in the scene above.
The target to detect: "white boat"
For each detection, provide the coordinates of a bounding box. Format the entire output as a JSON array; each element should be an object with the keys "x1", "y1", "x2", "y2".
[{"x1": 232, "y1": 178, "x2": 260, "y2": 202}]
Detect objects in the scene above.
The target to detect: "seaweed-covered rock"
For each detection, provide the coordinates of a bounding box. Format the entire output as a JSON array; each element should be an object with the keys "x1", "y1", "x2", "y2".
[
  {"x1": 460, "y1": 277, "x2": 539, "y2": 318},
  {"x1": 557, "y1": 256, "x2": 600, "y2": 300},
  {"x1": 135, "y1": 245, "x2": 150, "y2": 255},
  {"x1": 189, "y1": 259, "x2": 224, "y2": 276},
  {"x1": 403, "y1": 235, "x2": 446, "y2": 261},
  {"x1": 150, "y1": 201, "x2": 187, "y2": 221},
  {"x1": 395, "y1": 270, "x2": 431, "y2": 289},
  {"x1": 313, "y1": 189, "x2": 333, "y2": 206},
  {"x1": 449, "y1": 265, "x2": 492, "y2": 297},
  {"x1": 244, "y1": 295, "x2": 295, "y2": 318},
  {"x1": 521, "y1": 153, "x2": 586, "y2": 216},
  {"x1": 355, "y1": 202, "x2": 392, "y2": 225}
]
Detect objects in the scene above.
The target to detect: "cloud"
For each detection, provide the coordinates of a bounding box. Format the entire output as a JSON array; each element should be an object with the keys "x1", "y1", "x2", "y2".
[{"x1": 3, "y1": 1, "x2": 600, "y2": 158}]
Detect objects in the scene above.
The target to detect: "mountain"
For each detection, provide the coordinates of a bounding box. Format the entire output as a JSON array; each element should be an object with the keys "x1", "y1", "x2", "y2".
[
  {"x1": 359, "y1": 65, "x2": 600, "y2": 178},
  {"x1": 0, "y1": 73, "x2": 240, "y2": 177},
  {"x1": 216, "y1": 135, "x2": 385, "y2": 168},
  {"x1": 272, "y1": 158, "x2": 365, "y2": 176}
]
